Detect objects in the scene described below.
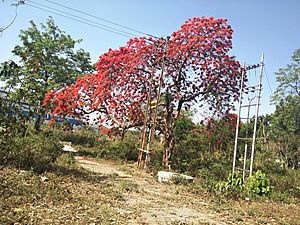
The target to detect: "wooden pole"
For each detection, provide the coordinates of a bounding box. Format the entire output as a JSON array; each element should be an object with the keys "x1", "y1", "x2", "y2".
[{"x1": 144, "y1": 38, "x2": 168, "y2": 171}]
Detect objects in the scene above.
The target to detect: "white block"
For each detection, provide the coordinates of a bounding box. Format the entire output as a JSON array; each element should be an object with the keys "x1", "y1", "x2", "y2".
[
  {"x1": 62, "y1": 145, "x2": 77, "y2": 152},
  {"x1": 157, "y1": 171, "x2": 193, "y2": 183}
]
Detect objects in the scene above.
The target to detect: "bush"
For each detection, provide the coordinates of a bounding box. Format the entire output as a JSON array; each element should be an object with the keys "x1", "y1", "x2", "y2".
[
  {"x1": 171, "y1": 118, "x2": 203, "y2": 175},
  {"x1": 1, "y1": 133, "x2": 63, "y2": 172},
  {"x1": 150, "y1": 147, "x2": 164, "y2": 174},
  {"x1": 171, "y1": 174, "x2": 192, "y2": 185},
  {"x1": 96, "y1": 139, "x2": 138, "y2": 161},
  {"x1": 0, "y1": 99, "x2": 30, "y2": 160},
  {"x1": 196, "y1": 161, "x2": 231, "y2": 191},
  {"x1": 60, "y1": 126, "x2": 99, "y2": 147},
  {"x1": 246, "y1": 170, "x2": 271, "y2": 197},
  {"x1": 216, "y1": 172, "x2": 244, "y2": 198},
  {"x1": 215, "y1": 170, "x2": 273, "y2": 199},
  {"x1": 255, "y1": 151, "x2": 287, "y2": 175},
  {"x1": 253, "y1": 151, "x2": 299, "y2": 202},
  {"x1": 269, "y1": 169, "x2": 300, "y2": 202}
]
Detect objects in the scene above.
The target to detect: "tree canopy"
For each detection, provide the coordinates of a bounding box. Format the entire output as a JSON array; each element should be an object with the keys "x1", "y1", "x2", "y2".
[
  {"x1": 269, "y1": 95, "x2": 300, "y2": 168},
  {"x1": 44, "y1": 16, "x2": 244, "y2": 167},
  {"x1": 272, "y1": 49, "x2": 300, "y2": 103},
  {"x1": 0, "y1": 17, "x2": 94, "y2": 129}
]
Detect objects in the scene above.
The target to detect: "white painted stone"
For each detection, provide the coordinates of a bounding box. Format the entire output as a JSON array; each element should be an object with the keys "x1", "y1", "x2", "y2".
[
  {"x1": 157, "y1": 171, "x2": 193, "y2": 183},
  {"x1": 40, "y1": 176, "x2": 49, "y2": 182},
  {"x1": 62, "y1": 145, "x2": 77, "y2": 153}
]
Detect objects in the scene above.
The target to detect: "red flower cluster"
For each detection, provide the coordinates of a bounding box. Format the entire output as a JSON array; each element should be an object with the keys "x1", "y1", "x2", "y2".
[{"x1": 44, "y1": 17, "x2": 244, "y2": 132}]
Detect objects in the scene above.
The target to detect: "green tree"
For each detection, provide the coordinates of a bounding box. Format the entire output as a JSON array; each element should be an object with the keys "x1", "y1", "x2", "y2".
[
  {"x1": 0, "y1": 17, "x2": 94, "y2": 130},
  {"x1": 239, "y1": 114, "x2": 273, "y2": 152},
  {"x1": 270, "y1": 96, "x2": 300, "y2": 168},
  {"x1": 269, "y1": 49, "x2": 300, "y2": 168},
  {"x1": 272, "y1": 49, "x2": 300, "y2": 103}
]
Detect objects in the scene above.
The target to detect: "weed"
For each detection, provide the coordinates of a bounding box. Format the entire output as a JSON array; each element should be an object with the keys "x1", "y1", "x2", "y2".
[
  {"x1": 119, "y1": 180, "x2": 139, "y2": 192},
  {"x1": 171, "y1": 174, "x2": 192, "y2": 185},
  {"x1": 246, "y1": 170, "x2": 271, "y2": 197},
  {"x1": 247, "y1": 208, "x2": 255, "y2": 217},
  {"x1": 216, "y1": 172, "x2": 244, "y2": 198},
  {"x1": 1, "y1": 132, "x2": 63, "y2": 172},
  {"x1": 59, "y1": 126, "x2": 99, "y2": 147}
]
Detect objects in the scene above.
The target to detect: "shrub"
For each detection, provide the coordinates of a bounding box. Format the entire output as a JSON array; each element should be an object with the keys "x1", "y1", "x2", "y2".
[
  {"x1": 270, "y1": 169, "x2": 300, "y2": 201},
  {"x1": 0, "y1": 99, "x2": 31, "y2": 166},
  {"x1": 60, "y1": 126, "x2": 99, "y2": 147},
  {"x1": 196, "y1": 161, "x2": 231, "y2": 191},
  {"x1": 96, "y1": 139, "x2": 138, "y2": 161},
  {"x1": 1, "y1": 133, "x2": 63, "y2": 172},
  {"x1": 171, "y1": 119, "x2": 203, "y2": 175},
  {"x1": 246, "y1": 170, "x2": 271, "y2": 197},
  {"x1": 0, "y1": 99, "x2": 30, "y2": 162},
  {"x1": 171, "y1": 174, "x2": 192, "y2": 185},
  {"x1": 216, "y1": 172, "x2": 244, "y2": 198},
  {"x1": 215, "y1": 171, "x2": 272, "y2": 199},
  {"x1": 55, "y1": 153, "x2": 76, "y2": 167},
  {"x1": 255, "y1": 151, "x2": 287, "y2": 175},
  {"x1": 150, "y1": 147, "x2": 164, "y2": 174}
]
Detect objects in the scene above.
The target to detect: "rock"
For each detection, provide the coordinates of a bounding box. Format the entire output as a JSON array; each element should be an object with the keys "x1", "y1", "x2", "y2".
[
  {"x1": 41, "y1": 176, "x2": 49, "y2": 182},
  {"x1": 62, "y1": 145, "x2": 77, "y2": 153},
  {"x1": 157, "y1": 171, "x2": 194, "y2": 183}
]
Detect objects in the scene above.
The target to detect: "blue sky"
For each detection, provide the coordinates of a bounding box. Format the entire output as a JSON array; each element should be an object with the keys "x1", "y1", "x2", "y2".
[{"x1": 1, "y1": 0, "x2": 300, "y2": 116}]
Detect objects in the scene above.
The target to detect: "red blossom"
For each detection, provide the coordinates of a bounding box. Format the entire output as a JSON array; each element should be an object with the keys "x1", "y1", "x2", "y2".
[{"x1": 44, "y1": 16, "x2": 244, "y2": 132}]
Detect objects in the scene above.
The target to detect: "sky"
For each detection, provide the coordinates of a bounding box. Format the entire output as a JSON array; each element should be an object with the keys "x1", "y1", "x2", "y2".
[{"x1": 1, "y1": 0, "x2": 300, "y2": 117}]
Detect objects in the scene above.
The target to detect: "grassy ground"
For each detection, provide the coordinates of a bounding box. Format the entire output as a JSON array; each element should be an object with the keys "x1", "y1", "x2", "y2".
[{"x1": 1, "y1": 154, "x2": 299, "y2": 225}]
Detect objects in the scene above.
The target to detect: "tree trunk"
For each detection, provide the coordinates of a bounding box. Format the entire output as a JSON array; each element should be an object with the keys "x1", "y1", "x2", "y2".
[
  {"x1": 34, "y1": 115, "x2": 42, "y2": 131},
  {"x1": 162, "y1": 97, "x2": 183, "y2": 170},
  {"x1": 120, "y1": 128, "x2": 126, "y2": 141},
  {"x1": 33, "y1": 104, "x2": 45, "y2": 132},
  {"x1": 163, "y1": 134, "x2": 175, "y2": 170}
]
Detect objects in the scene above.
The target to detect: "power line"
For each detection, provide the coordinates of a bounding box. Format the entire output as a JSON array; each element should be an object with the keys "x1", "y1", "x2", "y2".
[
  {"x1": 0, "y1": 1, "x2": 24, "y2": 36},
  {"x1": 0, "y1": 6, "x2": 18, "y2": 35},
  {"x1": 263, "y1": 65, "x2": 274, "y2": 97},
  {"x1": 37, "y1": 0, "x2": 157, "y2": 39},
  {"x1": 25, "y1": 3, "x2": 133, "y2": 39},
  {"x1": 27, "y1": 0, "x2": 139, "y2": 38}
]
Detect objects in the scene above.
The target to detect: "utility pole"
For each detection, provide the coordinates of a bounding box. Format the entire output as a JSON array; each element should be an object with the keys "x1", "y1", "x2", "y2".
[
  {"x1": 232, "y1": 66, "x2": 246, "y2": 174},
  {"x1": 242, "y1": 96, "x2": 255, "y2": 181},
  {"x1": 138, "y1": 37, "x2": 168, "y2": 171},
  {"x1": 232, "y1": 54, "x2": 264, "y2": 180},
  {"x1": 249, "y1": 53, "x2": 264, "y2": 176}
]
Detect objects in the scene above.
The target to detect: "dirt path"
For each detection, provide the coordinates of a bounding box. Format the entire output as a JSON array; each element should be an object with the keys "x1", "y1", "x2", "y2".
[
  {"x1": 75, "y1": 156, "x2": 226, "y2": 225},
  {"x1": 75, "y1": 156, "x2": 131, "y2": 177}
]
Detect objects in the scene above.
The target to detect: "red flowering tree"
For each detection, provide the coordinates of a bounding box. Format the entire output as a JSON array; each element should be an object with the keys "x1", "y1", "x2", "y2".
[
  {"x1": 44, "y1": 37, "x2": 157, "y2": 132},
  {"x1": 44, "y1": 16, "x2": 244, "y2": 168}
]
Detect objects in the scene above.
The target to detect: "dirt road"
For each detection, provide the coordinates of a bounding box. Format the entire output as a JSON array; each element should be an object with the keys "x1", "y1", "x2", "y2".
[{"x1": 75, "y1": 156, "x2": 226, "y2": 225}]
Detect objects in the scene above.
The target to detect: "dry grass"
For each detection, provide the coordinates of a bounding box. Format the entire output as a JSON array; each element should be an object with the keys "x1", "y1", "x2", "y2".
[
  {"x1": 0, "y1": 156, "x2": 299, "y2": 225},
  {"x1": 0, "y1": 167, "x2": 123, "y2": 224}
]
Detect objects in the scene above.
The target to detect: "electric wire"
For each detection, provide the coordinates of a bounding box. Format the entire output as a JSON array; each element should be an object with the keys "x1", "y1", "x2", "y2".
[
  {"x1": 37, "y1": 0, "x2": 158, "y2": 38},
  {"x1": 0, "y1": 4, "x2": 19, "y2": 36},
  {"x1": 27, "y1": 0, "x2": 140, "y2": 38},
  {"x1": 25, "y1": 3, "x2": 133, "y2": 39},
  {"x1": 263, "y1": 65, "x2": 274, "y2": 97}
]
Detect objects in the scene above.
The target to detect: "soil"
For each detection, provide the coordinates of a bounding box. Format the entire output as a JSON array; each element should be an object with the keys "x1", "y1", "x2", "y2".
[
  {"x1": 75, "y1": 156, "x2": 227, "y2": 225},
  {"x1": 73, "y1": 156, "x2": 300, "y2": 225},
  {"x1": 1, "y1": 156, "x2": 299, "y2": 224}
]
